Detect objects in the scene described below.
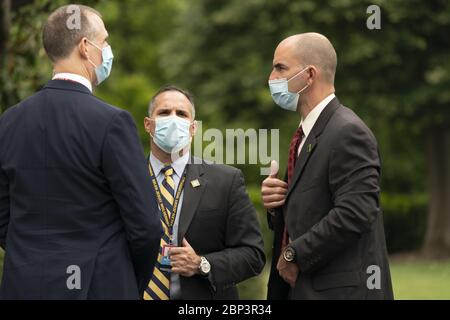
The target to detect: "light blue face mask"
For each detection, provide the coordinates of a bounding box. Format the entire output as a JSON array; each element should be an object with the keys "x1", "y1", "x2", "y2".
[
  {"x1": 268, "y1": 66, "x2": 310, "y2": 112},
  {"x1": 87, "y1": 40, "x2": 114, "y2": 85},
  {"x1": 151, "y1": 115, "x2": 192, "y2": 154}
]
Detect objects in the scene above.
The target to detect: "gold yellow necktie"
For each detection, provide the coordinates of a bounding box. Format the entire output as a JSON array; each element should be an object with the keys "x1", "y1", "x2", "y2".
[{"x1": 144, "y1": 166, "x2": 175, "y2": 300}]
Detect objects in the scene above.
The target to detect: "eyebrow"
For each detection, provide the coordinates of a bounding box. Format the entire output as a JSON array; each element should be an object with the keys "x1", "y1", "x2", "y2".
[
  {"x1": 156, "y1": 107, "x2": 189, "y2": 115},
  {"x1": 156, "y1": 107, "x2": 171, "y2": 112},
  {"x1": 273, "y1": 62, "x2": 287, "y2": 69}
]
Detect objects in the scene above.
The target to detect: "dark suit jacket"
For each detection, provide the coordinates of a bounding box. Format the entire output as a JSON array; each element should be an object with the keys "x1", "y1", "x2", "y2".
[
  {"x1": 0, "y1": 80, "x2": 163, "y2": 299},
  {"x1": 176, "y1": 158, "x2": 265, "y2": 300},
  {"x1": 268, "y1": 97, "x2": 394, "y2": 300}
]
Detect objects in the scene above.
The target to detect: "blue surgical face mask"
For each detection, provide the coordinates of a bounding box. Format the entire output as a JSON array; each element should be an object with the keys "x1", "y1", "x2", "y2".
[
  {"x1": 268, "y1": 66, "x2": 310, "y2": 112},
  {"x1": 87, "y1": 40, "x2": 114, "y2": 85},
  {"x1": 151, "y1": 115, "x2": 192, "y2": 154}
]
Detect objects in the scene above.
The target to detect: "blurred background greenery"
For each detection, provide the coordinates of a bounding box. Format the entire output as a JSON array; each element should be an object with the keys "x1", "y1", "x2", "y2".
[{"x1": 0, "y1": 0, "x2": 449, "y2": 299}]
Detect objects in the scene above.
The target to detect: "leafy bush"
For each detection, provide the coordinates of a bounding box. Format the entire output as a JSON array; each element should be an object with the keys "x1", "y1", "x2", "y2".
[{"x1": 382, "y1": 193, "x2": 428, "y2": 253}]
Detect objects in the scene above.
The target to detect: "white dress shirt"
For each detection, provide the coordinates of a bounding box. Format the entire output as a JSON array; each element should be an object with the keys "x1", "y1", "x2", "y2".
[
  {"x1": 52, "y1": 73, "x2": 93, "y2": 92},
  {"x1": 298, "y1": 93, "x2": 336, "y2": 155},
  {"x1": 149, "y1": 151, "x2": 190, "y2": 300}
]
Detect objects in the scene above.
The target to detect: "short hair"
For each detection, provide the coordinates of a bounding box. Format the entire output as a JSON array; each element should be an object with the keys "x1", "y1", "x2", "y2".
[
  {"x1": 294, "y1": 33, "x2": 337, "y2": 84},
  {"x1": 148, "y1": 85, "x2": 196, "y2": 119},
  {"x1": 43, "y1": 5, "x2": 102, "y2": 63}
]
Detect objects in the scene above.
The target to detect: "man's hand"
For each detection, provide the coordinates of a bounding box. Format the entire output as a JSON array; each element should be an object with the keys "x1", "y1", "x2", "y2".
[
  {"x1": 170, "y1": 238, "x2": 201, "y2": 277},
  {"x1": 276, "y1": 251, "x2": 299, "y2": 288},
  {"x1": 262, "y1": 160, "x2": 288, "y2": 210}
]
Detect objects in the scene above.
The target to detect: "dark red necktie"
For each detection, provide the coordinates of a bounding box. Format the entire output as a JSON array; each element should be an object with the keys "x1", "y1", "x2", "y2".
[{"x1": 282, "y1": 126, "x2": 304, "y2": 247}]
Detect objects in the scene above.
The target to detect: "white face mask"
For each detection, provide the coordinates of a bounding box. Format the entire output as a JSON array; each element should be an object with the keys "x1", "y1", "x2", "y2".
[
  {"x1": 268, "y1": 66, "x2": 310, "y2": 112},
  {"x1": 86, "y1": 40, "x2": 114, "y2": 85},
  {"x1": 150, "y1": 115, "x2": 192, "y2": 154}
]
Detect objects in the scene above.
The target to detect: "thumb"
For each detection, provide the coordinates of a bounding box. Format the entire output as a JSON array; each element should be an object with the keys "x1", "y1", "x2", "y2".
[
  {"x1": 269, "y1": 160, "x2": 279, "y2": 178},
  {"x1": 182, "y1": 238, "x2": 191, "y2": 248}
]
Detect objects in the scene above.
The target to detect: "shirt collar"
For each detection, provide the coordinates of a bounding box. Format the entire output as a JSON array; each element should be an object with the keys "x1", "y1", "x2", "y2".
[
  {"x1": 300, "y1": 93, "x2": 336, "y2": 138},
  {"x1": 149, "y1": 151, "x2": 190, "y2": 178},
  {"x1": 52, "y1": 73, "x2": 93, "y2": 93}
]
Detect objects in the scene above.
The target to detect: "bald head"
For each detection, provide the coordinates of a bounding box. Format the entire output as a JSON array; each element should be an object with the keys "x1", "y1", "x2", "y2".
[{"x1": 278, "y1": 33, "x2": 337, "y2": 84}]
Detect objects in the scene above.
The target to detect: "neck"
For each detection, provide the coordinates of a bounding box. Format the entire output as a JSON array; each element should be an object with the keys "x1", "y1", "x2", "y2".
[
  {"x1": 298, "y1": 87, "x2": 335, "y2": 119},
  {"x1": 53, "y1": 60, "x2": 93, "y2": 85}
]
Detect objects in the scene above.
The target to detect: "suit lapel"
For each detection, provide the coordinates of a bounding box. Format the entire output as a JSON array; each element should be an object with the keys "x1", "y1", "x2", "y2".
[
  {"x1": 178, "y1": 157, "x2": 206, "y2": 241},
  {"x1": 286, "y1": 97, "x2": 341, "y2": 198},
  {"x1": 286, "y1": 135, "x2": 317, "y2": 197}
]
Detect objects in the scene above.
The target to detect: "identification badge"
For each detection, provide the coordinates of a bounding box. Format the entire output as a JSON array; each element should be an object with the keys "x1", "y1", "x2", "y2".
[{"x1": 160, "y1": 244, "x2": 173, "y2": 272}]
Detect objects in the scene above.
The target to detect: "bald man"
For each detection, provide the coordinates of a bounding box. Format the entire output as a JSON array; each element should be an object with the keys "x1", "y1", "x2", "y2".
[{"x1": 262, "y1": 33, "x2": 393, "y2": 300}]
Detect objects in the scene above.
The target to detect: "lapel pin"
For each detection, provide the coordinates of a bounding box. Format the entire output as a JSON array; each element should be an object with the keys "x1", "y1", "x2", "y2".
[
  {"x1": 191, "y1": 179, "x2": 201, "y2": 188},
  {"x1": 307, "y1": 144, "x2": 313, "y2": 153}
]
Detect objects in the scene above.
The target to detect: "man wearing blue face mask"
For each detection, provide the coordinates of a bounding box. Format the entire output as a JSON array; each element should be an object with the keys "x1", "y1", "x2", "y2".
[
  {"x1": 142, "y1": 86, "x2": 265, "y2": 300},
  {"x1": 263, "y1": 33, "x2": 393, "y2": 300},
  {"x1": 0, "y1": 5, "x2": 162, "y2": 299}
]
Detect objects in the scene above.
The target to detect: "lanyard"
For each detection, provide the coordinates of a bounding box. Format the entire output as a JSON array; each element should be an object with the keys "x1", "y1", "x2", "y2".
[{"x1": 148, "y1": 162, "x2": 186, "y2": 235}]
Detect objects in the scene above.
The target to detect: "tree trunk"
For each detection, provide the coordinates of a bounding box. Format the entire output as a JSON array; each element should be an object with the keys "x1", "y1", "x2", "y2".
[
  {"x1": 0, "y1": 0, "x2": 11, "y2": 113},
  {"x1": 422, "y1": 126, "x2": 450, "y2": 258},
  {"x1": 0, "y1": 0, "x2": 9, "y2": 57}
]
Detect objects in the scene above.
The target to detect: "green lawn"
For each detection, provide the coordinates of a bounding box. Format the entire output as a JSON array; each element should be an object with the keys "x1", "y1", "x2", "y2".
[
  {"x1": 1, "y1": 249, "x2": 449, "y2": 300},
  {"x1": 390, "y1": 259, "x2": 450, "y2": 300}
]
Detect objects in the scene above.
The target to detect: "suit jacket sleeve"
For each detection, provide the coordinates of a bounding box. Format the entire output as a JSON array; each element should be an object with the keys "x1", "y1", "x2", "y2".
[
  {"x1": 291, "y1": 122, "x2": 381, "y2": 274},
  {"x1": 0, "y1": 159, "x2": 9, "y2": 250},
  {"x1": 204, "y1": 170, "x2": 266, "y2": 287},
  {"x1": 102, "y1": 110, "x2": 163, "y2": 295}
]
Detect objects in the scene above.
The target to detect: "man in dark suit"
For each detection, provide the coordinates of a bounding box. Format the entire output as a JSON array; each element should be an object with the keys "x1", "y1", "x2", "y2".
[
  {"x1": 142, "y1": 86, "x2": 265, "y2": 300},
  {"x1": 262, "y1": 33, "x2": 393, "y2": 299},
  {"x1": 0, "y1": 5, "x2": 162, "y2": 299}
]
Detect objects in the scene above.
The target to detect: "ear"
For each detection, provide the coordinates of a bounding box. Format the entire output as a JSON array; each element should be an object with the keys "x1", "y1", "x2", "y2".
[
  {"x1": 307, "y1": 66, "x2": 318, "y2": 85},
  {"x1": 144, "y1": 117, "x2": 154, "y2": 134},
  {"x1": 190, "y1": 120, "x2": 198, "y2": 137},
  {"x1": 78, "y1": 37, "x2": 89, "y2": 60}
]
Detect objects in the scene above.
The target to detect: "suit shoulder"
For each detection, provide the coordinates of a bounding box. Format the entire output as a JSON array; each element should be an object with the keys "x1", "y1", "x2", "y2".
[
  {"x1": 0, "y1": 91, "x2": 40, "y2": 123},
  {"x1": 331, "y1": 105, "x2": 377, "y2": 141},
  {"x1": 209, "y1": 163, "x2": 241, "y2": 176},
  {"x1": 0, "y1": 103, "x2": 19, "y2": 120},
  {"x1": 65, "y1": 93, "x2": 133, "y2": 127},
  {"x1": 193, "y1": 158, "x2": 241, "y2": 179},
  {"x1": 85, "y1": 95, "x2": 129, "y2": 116},
  {"x1": 333, "y1": 105, "x2": 366, "y2": 127}
]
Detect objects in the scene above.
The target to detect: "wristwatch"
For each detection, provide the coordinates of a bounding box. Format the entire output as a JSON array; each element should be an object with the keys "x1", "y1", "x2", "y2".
[
  {"x1": 283, "y1": 246, "x2": 296, "y2": 263},
  {"x1": 198, "y1": 256, "x2": 211, "y2": 276}
]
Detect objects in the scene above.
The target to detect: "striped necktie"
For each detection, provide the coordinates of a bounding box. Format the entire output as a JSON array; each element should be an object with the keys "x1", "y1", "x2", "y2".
[{"x1": 144, "y1": 165, "x2": 175, "y2": 300}]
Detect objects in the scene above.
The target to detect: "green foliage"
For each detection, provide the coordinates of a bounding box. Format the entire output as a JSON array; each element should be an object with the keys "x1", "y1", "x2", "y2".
[
  {"x1": 2, "y1": 0, "x2": 449, "y2": 299},
  {"x1": 382, "y1": 193, "x2": 428, "y2": 253},
  {"x1": 94, "y1": 0, "x2": 183, "y2": 154},
  {"x1": 1, "y1": 0, "x2": 53, "y2": 110},
  {"x1": 158, "y1": 0, "x2": 450, "y2": 192},
  {"x1": 0, "y1": 0, "x2": 100, "y2": 112}
]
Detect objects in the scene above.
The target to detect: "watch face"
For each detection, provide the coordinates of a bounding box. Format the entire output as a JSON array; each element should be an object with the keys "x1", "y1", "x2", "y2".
[
  {"x1": 201, "y1": 263, "x2": 211, "y2": 274},
  {"x1": 284, "y1": 248, "x2": 295, "y2": 262},
  {"x1": 200, "y1": 258, "x2": 211, "y2": 274}
]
